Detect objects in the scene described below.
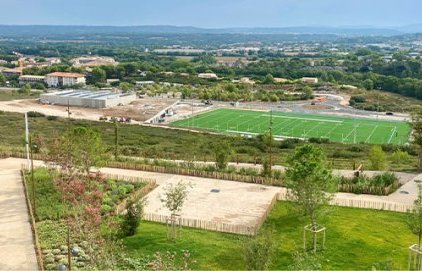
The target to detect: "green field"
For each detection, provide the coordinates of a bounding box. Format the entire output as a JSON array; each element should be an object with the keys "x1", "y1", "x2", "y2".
[{"x1": 172, "y1": 109, "x2": 411, "y2": 145}]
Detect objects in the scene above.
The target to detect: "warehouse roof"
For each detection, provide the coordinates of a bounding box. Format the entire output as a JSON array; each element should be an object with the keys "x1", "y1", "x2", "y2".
[{"x1": 43, "y1": 90, "x2": 132, "y2": 100}]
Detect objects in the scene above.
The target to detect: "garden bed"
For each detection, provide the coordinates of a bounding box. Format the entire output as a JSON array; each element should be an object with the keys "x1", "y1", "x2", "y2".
[
  {"x1": 25, "y1": 168, "x2": 151, "y2": 270},
  {"x1": 338, "y1": 172, "x2": 401, "y2": 195}
]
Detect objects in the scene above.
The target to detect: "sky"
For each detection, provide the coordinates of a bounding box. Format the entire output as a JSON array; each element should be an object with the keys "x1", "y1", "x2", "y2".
[{"x1": 0, "y1": 0, "x2": 421, "y2": 28}]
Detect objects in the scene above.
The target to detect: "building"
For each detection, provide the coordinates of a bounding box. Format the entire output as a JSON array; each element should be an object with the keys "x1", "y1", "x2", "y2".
[
  {"x1": 136, "y1": 81, "x2": 155, "y2": 86},
  {"x1": 71, "y1": 56, "x2": 117, "y2": 67},
  {"x1": 2, "y1": 67, "x2": 24, "y2": 77},
  {"x1": 45, "y1": 72, "x2": 86, "y2": 87},
  {"x1": 18, "y1": 75, "x2": 46, "y2": 85},
  {"x1": 239, "y1": 77, "x2": 255, "y2": 85},
  {"x1": 301, "y1": 77, "x2": 319, "y2": 84},
  {"x1": 198, "y1": 73, "x2": 218, "y2": 79},
  {"x1": 40, "y1": 90, "x2": 136, "y2": 108},
  {"x1": 273, "y1": 77, "x2": 288, "y2": 83}
]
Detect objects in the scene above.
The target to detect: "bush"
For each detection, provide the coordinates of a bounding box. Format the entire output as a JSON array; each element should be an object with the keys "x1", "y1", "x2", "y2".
[
  {"x1": 120, "y1": 199, "x2": 144, "y2": 237},
  {"x1": 27, "y1": 111, "x2": 45, "y2": 118},
  {"x1": 391, "y1": 150, "x2": 411, "y2": 164},
  {"x1": 350, "y1": 95, "x2": 366, "y2": 104},
  {"x1": 308, "y1": 137, "x2": 330, "y2": 144},
  {"x1": 331, "y1": 150, "x2": 360, "y2": 159},
  {"x1": 381, "y1": 144, "x2": 399, "y2": 153},
  {"x1": 279, "y1": 138, "x2": 300, "y2": 149},
  {"x1": 46, "y1": 115, "x2": 58, "y2": 121},
  {"x1": 369, "y1": 145, "x2": 386, "y2": 170}
]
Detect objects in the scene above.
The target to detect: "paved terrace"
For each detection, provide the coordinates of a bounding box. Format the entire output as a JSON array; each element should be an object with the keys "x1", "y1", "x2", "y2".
[
  {"x1": 2, "y1": 158, "x2": 422, "y2": 235},
  {"x1": 0, "y1": 162, "x2": 38, "y2": 270}
]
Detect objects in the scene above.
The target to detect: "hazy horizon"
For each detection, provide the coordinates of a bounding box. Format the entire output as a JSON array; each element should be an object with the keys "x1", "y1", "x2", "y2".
[{"x1": 0, "y1": 0, "x2": 421, "y2": 28}]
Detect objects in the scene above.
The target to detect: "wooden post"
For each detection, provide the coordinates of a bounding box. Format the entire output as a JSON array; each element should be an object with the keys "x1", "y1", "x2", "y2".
[{"x1": 67, "y1": 222, "x2": 72, "y2": 271}]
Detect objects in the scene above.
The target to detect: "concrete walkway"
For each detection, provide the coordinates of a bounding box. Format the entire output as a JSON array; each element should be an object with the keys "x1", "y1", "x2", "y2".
[
  {"x1": 3, "y1": 157, "x2": 421, "y2": 206},
  {"x1": 0, "y1": 166, "x2": 38, "y2": 270}
]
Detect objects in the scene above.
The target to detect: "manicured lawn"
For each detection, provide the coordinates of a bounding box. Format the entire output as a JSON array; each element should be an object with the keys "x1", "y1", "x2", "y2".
[
  {"x1": 124, "y1": 202, "x2": 415, "y2": 270},
  {"x1": 172, "y1": 108, "x2": 411, "y2": 145}
]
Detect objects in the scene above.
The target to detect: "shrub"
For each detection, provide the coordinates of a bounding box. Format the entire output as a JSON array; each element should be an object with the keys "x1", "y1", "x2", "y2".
[
  {"x1": 391, "y1": 150, "x2": 411, "y2": 164},
  {"x1": 27, "y1": 111, "x2": 45, "y2": 118},
  {"x1": 46, "y1": 115, "x2": 58, "y2": 121},
  {"x1": 348, "y1": 145, "x2": 365, "y2": 153},
  {"x1": 279, "y1": 138, "x2": 300, "y2": 149},
  {"x1": 369, "y1": 145, "x2": 386, "y2": 170},
  {"x1": 381, "y1": 144, "x2": 399, "y2": 153},
  {"x1": 120, "y1": 199, "x2": 144, "y2": 237},
  {"x1": 350, "y1": 95, "x2": 366, "y2": 104},
  {"x1": 308, "y1": 137, "x2": 330, "y2": 144},
  {"x1": 331, "y1": 150, "x2": 360, "y2": 159}
]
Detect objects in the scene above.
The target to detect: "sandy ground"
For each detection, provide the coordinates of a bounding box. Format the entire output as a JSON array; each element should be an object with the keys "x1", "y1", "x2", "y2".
[
  {"x1": 144, "y1": 175, "x2": 280, "y2": 226},
  {"x1": 0, "y1": 97, "x2": 176, "y2": 122}
]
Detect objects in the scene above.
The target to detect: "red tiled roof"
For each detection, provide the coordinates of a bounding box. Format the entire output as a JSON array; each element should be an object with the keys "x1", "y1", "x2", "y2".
[{"x1": 46, "y1": 72, "x2": 85, "y2": 78}]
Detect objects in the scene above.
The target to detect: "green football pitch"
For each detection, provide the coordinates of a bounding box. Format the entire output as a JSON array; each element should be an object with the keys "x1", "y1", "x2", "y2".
[{"x1": 171, "y1": 108, "x2": 411, "y2": 145}]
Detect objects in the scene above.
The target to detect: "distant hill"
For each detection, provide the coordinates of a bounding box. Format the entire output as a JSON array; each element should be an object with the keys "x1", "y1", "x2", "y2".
[{"x1": 0, "y1": 25, "x2": 411, "y2": 37}]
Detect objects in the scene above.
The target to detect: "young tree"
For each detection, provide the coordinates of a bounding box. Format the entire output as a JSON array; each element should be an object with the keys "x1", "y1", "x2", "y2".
[
  {"x1": 213, "y1": 141, "x2": 232, "y2": 170},
  {"x1": 259, "y1": 131, "x2": 274, "y2": 177},
  {"x1": 407, "y1": 185, "x2": 422, "y2": 270},
  {"x1": 18, "y1": 83, "x2": 31, "y2": 95},
  {"x1": 368, "y1": 145, "x2": 386, "y2": 170},
  {"x1": 66, "y1": 127, "x2": 105, "y2": 176},
  {"x1": 161, "y1": 181, "x2": 191, "y2": 240},
  {"x1": 243, "y1": 231, "x2": 273, "y2": 270},
  {"x1": 285, "y1": 145, "x2": 336, "y2": 253},
  {"x1": 90, "y1": 67, "x2": 107, "y2": 85},
  {"x1": 412, "y1": 109, "x2": 422, "y2": 169},
  {"x1": 407, "y1": 185, "x2": 422, "y2": 247},
  {"x1": 289, "y1": 251, "x2": 322, "y2": 271}
]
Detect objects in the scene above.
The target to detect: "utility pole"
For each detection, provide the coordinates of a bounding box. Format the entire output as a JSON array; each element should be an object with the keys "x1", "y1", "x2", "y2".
[
  {"x1": 29, "y1": 135, "x2": 36, "y2": 216},
  {"x1": 66, "y1": 99, "x2": 72, "y2": 120},
  {"x1": 25, "y1": 112, "x2": 30, "y2": 169},
  {"x1": 269, "y1": 108, "x2": 273, "y2": 173},
  {"x1": 377, "y1": 87, "x2": 381, "y2": 121},
  {"x1": 114, "y1": 119, "x2": 119, "y2": 160}
]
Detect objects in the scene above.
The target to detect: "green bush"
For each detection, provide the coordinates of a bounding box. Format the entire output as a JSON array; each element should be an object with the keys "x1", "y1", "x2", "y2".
[
  {"x1": 308, "y1": 137, "x2": 330, "y2": 144},
  {"x1": 27, "y1": 111, "x2": 45, "y2": 118},
  {"x1": 120, "y1": 199, "x2": 144, "y2": 237},
  {"x1": 279, "y1": 138, "x2": 300, "y2": 149},
  {"x1": 46, "y1": 115, "x2": 58, "y2": 121}
]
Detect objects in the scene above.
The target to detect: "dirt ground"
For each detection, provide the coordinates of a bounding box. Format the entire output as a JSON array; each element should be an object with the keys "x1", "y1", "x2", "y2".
[{"x1": 0, "y1": 97, "x2": 175, "y2": 122}]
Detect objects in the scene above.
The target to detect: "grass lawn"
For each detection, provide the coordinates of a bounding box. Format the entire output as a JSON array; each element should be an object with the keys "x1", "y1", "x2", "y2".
[
  {"x1": 172, "y1": 108, "x2": 411, "y2": 145},
  {"x1": 124, "y1": 202, "x2": 415, "y2": 270}
]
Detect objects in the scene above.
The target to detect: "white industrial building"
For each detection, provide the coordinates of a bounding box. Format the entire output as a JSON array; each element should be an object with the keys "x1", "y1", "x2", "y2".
[
  {"x1": 40, "y1": 90, "x2": 136, "y2": 108},
  {"x1": 45, "y1": 72, "x2": 86, "y2": 87}
]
